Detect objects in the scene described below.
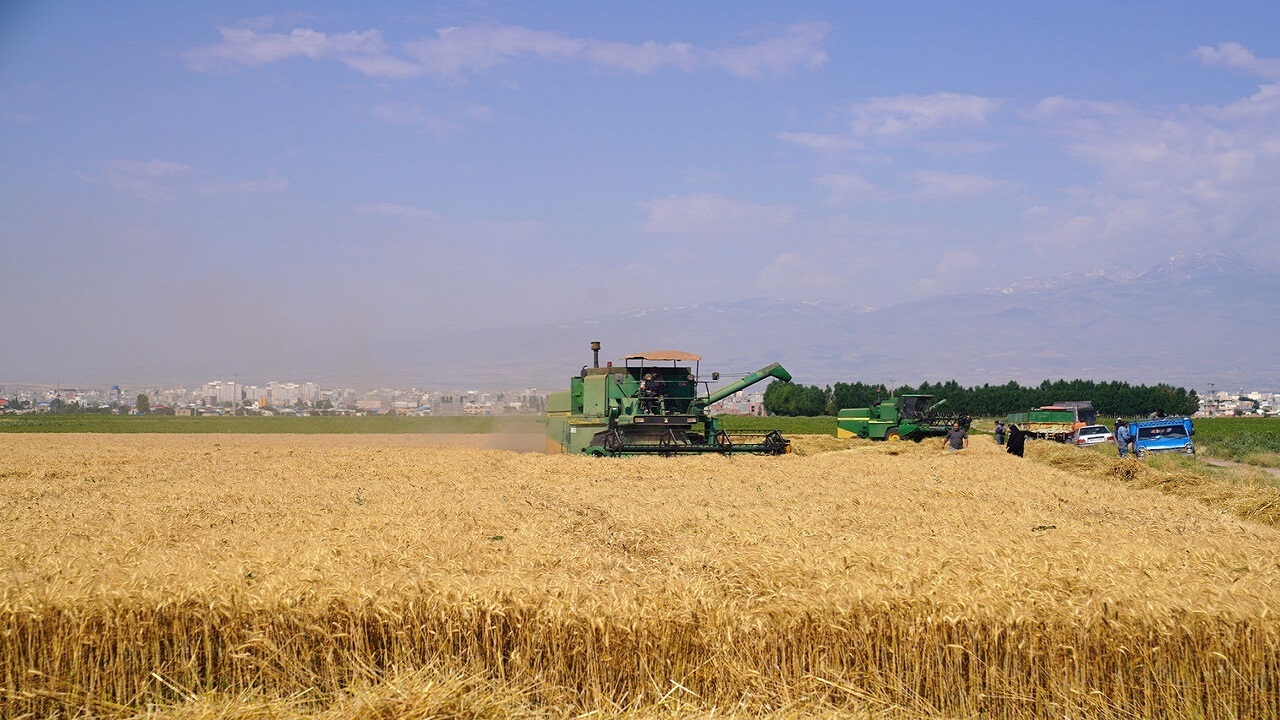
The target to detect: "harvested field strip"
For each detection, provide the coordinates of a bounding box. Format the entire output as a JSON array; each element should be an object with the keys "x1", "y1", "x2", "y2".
[
  {"x1": 2, "y1": 434, "x2": 1279, "y2": 718},
  {"x1": 1028, "y1": 438, "x2": 1280, "y2": 527}
]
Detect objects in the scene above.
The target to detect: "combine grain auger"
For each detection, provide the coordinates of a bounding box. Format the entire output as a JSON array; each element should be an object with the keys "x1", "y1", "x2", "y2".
[{"x1": 545, "y1": 342, "x2": 792, "y2": 456}]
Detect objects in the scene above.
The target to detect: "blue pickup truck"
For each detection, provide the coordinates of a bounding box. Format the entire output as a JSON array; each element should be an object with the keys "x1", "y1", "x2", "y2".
[{"x1": 1130, "y1": 417, "x2": 1195, "y2": 457}]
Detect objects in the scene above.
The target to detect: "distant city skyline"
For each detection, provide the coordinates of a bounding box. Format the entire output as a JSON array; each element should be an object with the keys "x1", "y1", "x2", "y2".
[{"x1": 4, "y1": 377, "x2": 1276, "y2": 403}]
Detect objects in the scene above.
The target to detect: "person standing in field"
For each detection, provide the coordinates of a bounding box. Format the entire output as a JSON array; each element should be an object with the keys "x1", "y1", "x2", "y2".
[
  {"x1": 994, "y1": 420, "x2": 1006, "y2": 445},
  {"x1": 1005, "y1": 424, "x2": 1029, "y2": 457},
  {"x1": 1115, "y1": 419, "x2": 1132, "y2": 458},
  {"x1": 942, "y1": 421, "x2": 968, "y2": 453}
]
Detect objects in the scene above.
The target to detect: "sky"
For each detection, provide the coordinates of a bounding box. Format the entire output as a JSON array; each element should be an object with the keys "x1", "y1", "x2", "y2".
[{"x1": 2, "y1": 1, "x2": 1278, "y2": 388}]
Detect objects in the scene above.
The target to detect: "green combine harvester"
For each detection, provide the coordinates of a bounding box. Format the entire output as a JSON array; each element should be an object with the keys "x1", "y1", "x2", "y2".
[
  {"x1": 545, "y1": 342, "x2": 792, "y2": 456},
  {"x1": 836, "y1": 394, "x2": 971, "y2": 442}
]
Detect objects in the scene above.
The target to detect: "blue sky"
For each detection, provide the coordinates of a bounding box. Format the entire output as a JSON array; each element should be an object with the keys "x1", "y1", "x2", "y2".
[{"x1": 2, "y1": 2, "x2": 1278, "y2": 387}]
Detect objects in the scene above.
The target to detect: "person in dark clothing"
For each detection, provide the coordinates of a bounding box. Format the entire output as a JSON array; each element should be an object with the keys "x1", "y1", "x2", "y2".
[
  {"x1": 639, "y1": 373, "x2": 664, "y2": 414},
  {"x1": 994, "y1": 420, "x2": 1006, "y2": 445},
  {"x1": 1005, "y1": 423, "x2": 1029, "y2": 457},
  {"x1": 1115, "y1": 419, "x2": 1132, "y2": 458},
  {"x1": 942, "y1": 421, "x2": 969, "y2": 452}
]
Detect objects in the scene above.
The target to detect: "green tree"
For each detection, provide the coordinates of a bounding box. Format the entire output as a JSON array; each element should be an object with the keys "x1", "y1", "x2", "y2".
[
  {"x1": 795, "y1": 385, "x2": 829, "y2": 416},
  {"x1": 763, "y1": 380, "x2": 798, "y2": 416},
  {"x1": 826, "y1": 377, "x2": 1199, "y2": 419},
  {"x1": 135, "y1": 393, "x2": 150, "y2": 414},
  {"x1": 830, "y1": 382, "x2": 886, "y2": 414}
]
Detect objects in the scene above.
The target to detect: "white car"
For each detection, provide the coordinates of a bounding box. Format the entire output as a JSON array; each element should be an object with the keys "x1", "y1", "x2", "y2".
[{"x1": 1072, "y1": 424, "x2": 1113, "y2": 447}]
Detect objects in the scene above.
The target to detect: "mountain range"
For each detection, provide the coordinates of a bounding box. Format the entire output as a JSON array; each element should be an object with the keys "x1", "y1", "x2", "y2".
[{"x1": 416, "y1": 252, "x2": 1278, "y2": 394}]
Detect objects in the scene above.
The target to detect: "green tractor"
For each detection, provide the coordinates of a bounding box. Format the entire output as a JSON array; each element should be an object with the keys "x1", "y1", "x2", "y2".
[
  {"x1": 836, "y1": 394, "x2": 971, "y2": 442},
  {"x1": 545, "y1": 342, "x2": 793, "y2": 456}
]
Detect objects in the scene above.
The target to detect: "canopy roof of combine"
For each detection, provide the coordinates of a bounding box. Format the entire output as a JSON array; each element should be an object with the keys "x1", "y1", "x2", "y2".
[{"x1": 624, "y1": 351, "x2": 701, "y2": 362}]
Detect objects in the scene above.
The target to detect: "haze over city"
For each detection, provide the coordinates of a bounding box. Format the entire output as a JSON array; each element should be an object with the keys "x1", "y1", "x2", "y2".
[{"x1": 3, "y1": 2, "x2": 1278, "y2": 390}]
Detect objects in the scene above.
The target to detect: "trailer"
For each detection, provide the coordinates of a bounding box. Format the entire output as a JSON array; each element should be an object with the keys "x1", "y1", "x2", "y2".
[{"x1": 1007, "y1": 401, "x2": 1096, "y2": 442}]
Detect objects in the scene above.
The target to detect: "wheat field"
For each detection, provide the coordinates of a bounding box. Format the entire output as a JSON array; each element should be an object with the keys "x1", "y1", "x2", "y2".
[{"x1": 2, "y1": 433, "x2": 1278, "y2": 719}]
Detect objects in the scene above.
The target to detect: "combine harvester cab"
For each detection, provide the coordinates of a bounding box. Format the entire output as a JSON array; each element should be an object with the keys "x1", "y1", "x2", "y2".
[
  {"x1": 545, "y1": 342, "x2": 792, "y2": 456},
  {"x1": 837, "y1": 394, "x2": 971, "y2": 442},
  {"x1": 1131, "y1": 417, "x2": 1196, "y2": 457}
]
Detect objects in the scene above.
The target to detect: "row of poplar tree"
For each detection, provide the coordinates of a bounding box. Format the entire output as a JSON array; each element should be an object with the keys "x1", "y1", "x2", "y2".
[{"x1": 762, "y1": 378, "x2": 1199, "y2": 419}]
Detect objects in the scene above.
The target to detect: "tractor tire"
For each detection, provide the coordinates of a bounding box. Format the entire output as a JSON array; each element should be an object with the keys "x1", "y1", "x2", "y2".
[{"x1": 886, "y1": 427, "x2": 901, "y2": 441}]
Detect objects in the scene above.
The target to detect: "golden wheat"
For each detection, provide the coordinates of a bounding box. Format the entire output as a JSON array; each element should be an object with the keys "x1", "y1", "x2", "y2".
[{"x1": 1, "y1": 433, "x2": 1278, "y2": 718}]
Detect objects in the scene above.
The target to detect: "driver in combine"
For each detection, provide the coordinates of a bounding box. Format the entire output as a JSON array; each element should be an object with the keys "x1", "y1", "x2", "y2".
[{"x1": 640, "y1": 373, "x2": 664, "y2": 414}]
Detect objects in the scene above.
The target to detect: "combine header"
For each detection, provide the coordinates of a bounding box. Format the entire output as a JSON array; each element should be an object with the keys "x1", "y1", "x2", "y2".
[{"x1": 545, "y1": 342, "x2": 792, "y2": 456}]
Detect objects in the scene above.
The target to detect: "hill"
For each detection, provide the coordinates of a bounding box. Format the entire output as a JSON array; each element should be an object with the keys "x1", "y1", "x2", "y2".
[{"x1": 413, "y1": 251, "x2": 1279, "y2": 391}]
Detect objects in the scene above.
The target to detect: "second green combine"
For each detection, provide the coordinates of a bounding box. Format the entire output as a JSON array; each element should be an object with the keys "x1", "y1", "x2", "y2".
[
  {"x1": 546, "y1": 342, "x2": 793, "y2": 456},
  {"x1": 836, "y1": 394, "x2": 971, "y2": 442}
]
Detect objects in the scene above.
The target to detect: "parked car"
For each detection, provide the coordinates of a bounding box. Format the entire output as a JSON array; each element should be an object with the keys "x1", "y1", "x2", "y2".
[
  {"x1": 1072, "y1": 424, "x2": 1113, "y2": 446},
  {"x1": 1131, "y1": 417, "x2": 1195, "y2": 457}
]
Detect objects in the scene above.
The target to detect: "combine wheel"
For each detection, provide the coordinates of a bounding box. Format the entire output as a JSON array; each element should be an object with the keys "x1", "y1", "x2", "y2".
[
  {"x1": 858, "y1": 428, "x2": 869, "y2": 439},
  {"x1": 886, "y1": 427, "x2": 901, "y2": 442}
]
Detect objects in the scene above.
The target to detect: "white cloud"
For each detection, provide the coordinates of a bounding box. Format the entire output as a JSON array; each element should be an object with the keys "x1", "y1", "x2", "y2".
[
  {"x1": 354, "y1": 205, "x2": 544, "y2": 247},
  {"x1": 186, "y1": 27, "x2": 421, "y2": 79},
  {"x1": 198, "y1": 173, "x2": 289, "y2": 197},
  {"x1": 1036, "y1": 88, "x2": 1278, "y2": 181},
  {"x1": 758, "y1": 252, "x2": 843, "y2": 294},
  {"x1": 775, "y1": 131, "x2": 864, "y2": 153},
  {"x1": 407, "y1": 23, "x2": 828, "y2": 79},
  {"x1": 372, "y1": 101, "x2": 492, "y2": 134},
  {"x1": 810, "y1": 169, "x2": 1009, "y2": 207},
  {"x1": 781, "y1": 92, "x2": 1004, "y2": 159},
  {"x1": 908, "y1": 170, "x2": 1013, "y2": 199},
  {"x1": 936, "y1": 248, "x2": 979, "y2": 275},
  {"x1": 813, "y1": 173, "x2": 880, "y2": 205},
  {"x1": 79, "y1": 160, "x2": 286, "y2": 201},
  {"x1": 703, "y1": 23, "x2": 829, "y2": 78},
  {"x1": 1018, "y1": 43, "x2": 1280, "y2": 265},
  {"x1": 355, "y1": 203, "x2": 443, "y2": 221},
  {"x1": 84, "y1": 159, "x2": 193, "y2": 200},
  {"x1": 779, "y1": 43, "x2": 1280, "y2": 278},
  {"x1": 639, "y1": 192, "x2": 792, "y2": 234},
  {"x1": 903, "y1": 248, "x2": 982, "y2": 296},
  {"x1": 915, "y1": 139, "x2": 1003, "y2": 156},
  {"x1": 188, "y1": 22, "x2": 828, "y2": 80},
  {"x1": 1193, "y1": 42, "x2": 1280, "y2": 80},
  {"x1": 1210, "y1": 81, "x2": 1280, "y2": 123},
  {"x1": 405, "y1": 25, "x2": 585, "y2": 78},
  {"x1": 849, "y1": 92, "x2": 1003, "y2": 138},
  {"x1": 1027, "y1": 95, "x2": 1146, "y2": 142}
]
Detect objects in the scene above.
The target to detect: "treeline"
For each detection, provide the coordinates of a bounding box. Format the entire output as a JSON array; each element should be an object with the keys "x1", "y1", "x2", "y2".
[{"x1": 763, "y1": 378, "x2": 1199, "y2": 418}]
